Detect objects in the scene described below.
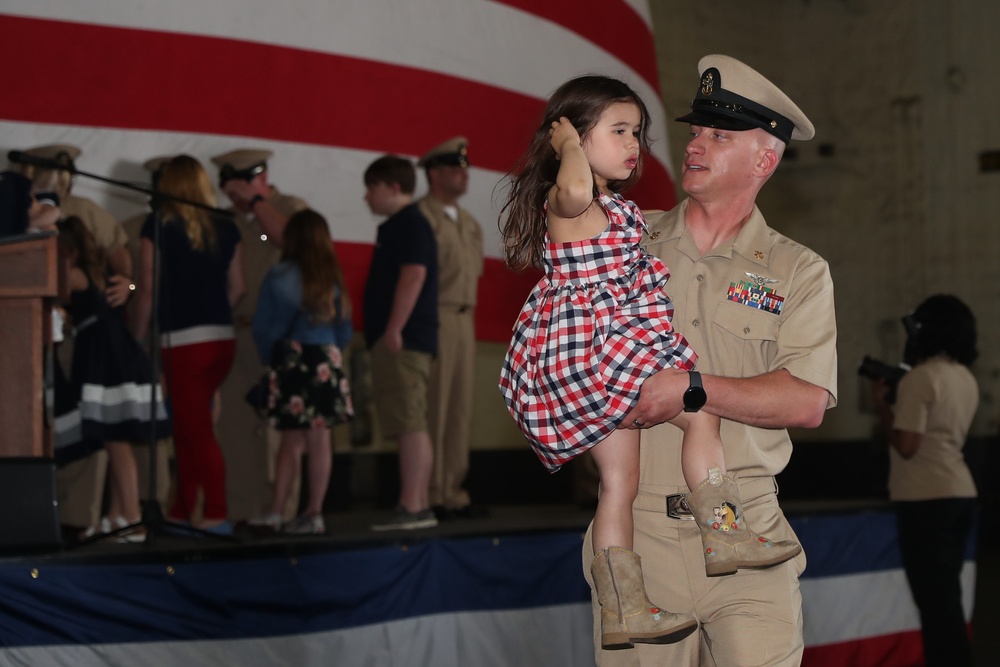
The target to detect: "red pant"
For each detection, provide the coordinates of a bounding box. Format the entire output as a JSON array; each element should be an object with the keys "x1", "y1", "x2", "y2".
[{"x1": 161, "y1": 339, "x2": 235, "y2": 521}]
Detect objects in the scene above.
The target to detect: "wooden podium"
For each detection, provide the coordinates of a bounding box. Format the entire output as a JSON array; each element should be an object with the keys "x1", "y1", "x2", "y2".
[{"x1": 0, "y1": 232, "x2": 58, "y2": 458}]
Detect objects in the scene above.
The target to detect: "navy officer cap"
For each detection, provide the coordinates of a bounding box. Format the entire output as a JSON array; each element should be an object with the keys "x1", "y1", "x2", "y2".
[{"x1": 676, "y1": 55, "x2": 814, "y2": 144}]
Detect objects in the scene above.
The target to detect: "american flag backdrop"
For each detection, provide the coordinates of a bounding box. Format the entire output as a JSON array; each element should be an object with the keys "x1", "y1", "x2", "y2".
[{"x1": 0, "y1": 1, "x2": 677, "y2": 342}]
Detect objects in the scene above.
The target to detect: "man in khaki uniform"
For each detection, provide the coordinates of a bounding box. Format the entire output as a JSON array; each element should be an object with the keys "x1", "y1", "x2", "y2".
[
  {"x1": 19, "y1": 143, "x2": 134, "y2": 536},
  {"x1": 585, "y1": 55, "x2": 838, "y2": 666},
  {"x1": 210, "y1": 149, "x2": 308, "y2": 522},
  {"x1": 417, "y1": 137, "x2": 485, "y2": 519}
]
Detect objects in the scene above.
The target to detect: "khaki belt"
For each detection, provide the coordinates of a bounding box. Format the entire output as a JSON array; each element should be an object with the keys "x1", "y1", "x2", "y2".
[{"x1": 634, "y1": 476, "x2": 779, "y2": 520}]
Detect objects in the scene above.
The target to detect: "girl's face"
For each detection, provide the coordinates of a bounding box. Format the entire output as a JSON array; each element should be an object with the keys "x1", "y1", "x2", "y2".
[{"x1": 581, "y1": 102, "x2": 641, "y2": 190}]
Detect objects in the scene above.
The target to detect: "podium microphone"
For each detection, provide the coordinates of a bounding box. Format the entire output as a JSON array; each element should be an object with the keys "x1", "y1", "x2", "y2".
[{"x1": 6, "y1": 150, "x2": 77, "y2": 172}]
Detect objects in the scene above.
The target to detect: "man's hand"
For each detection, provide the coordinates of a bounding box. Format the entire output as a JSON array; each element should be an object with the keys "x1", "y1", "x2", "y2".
[
  {"x1": 383, "y1": 329, "x2": 404, "y2": 353},
  {"x1": 105, "y1": 274, "x2": 135, "y2": 308},
  {"x1": 625, "y1": 367, "x2": 688, "y2": 428},
  {"x1": 222, "y1": 179, "x2": 257, "y2": 211}
]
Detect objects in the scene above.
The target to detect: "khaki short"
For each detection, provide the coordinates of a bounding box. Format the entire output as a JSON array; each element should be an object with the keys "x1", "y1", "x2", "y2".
[{"x1": 370, "y1": 339, "x2": 432, "y2": 439}]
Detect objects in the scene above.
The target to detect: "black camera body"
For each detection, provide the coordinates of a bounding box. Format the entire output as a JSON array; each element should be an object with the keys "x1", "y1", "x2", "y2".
[{"x1": 858, "y1": 356, "x2": 910, "y2": 404}]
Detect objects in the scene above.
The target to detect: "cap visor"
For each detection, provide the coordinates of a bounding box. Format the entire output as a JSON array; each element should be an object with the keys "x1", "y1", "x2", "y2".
[{"x1": 675, "y1": 110, "x2": 758, "y2": 132}]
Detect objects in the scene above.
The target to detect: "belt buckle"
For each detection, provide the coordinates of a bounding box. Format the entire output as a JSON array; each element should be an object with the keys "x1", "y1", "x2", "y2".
[{"x1": 665, "y1": 494, "x2": 694, "y2": 520}]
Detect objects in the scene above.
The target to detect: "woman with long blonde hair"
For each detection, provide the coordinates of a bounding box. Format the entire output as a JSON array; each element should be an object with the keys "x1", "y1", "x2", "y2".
[
  {"x1": 133, "y1": 154, "x2": 245, "y2": 534},
  {"x1": 250, "y1": 209, "x2": 353, "y2": 535}
]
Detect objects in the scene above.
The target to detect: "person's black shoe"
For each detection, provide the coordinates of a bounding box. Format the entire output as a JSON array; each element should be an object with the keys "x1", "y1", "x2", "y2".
[
  {"x1": 450, "y1": 505, "x2": 490, "y2": 520},
  {"x1": 431, "y1": 505, "x2": 456, "y2": 521}
]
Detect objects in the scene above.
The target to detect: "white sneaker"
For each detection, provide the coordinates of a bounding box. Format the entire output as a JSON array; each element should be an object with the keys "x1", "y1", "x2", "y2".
[
  {"x1": 112, "y1": 516, "x2": 146, "y2": 543},
  {"x1": 371, "y1": 507, "x2": 438, "y2": 531},
  {"x1": 247, "y1": 513, "x2": 283, "y2": 531},
  {"x1": 281, "y1": 514, "x2": 325, "y2": 535},
  {"x1": 79, "y1": 516, "x2": 112, "y2": 540}
]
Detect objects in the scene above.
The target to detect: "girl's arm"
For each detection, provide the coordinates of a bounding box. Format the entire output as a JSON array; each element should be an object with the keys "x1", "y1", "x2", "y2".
[
  {"x1": 132, "y1": 238, "x2": 155, "y2": 343},
  {"x1": 333, "y1": 288, "x2": 353, "y2": 349},
  {"x1": 66, "y1": 266, "x2": 88, "y2": 295},
  {"x1": 546, "y1": 117, "x2": 608, "y2": 243},
  {"x1": 546, "y1": 117, "x2": 594, "y2": 220},
  {"x1": 227, "y1": 242, "x2": 246, "y2": 309}
]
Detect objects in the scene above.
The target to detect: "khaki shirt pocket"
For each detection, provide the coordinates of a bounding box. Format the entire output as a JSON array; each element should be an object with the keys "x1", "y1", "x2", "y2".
[{"x1": 711, "y1": 301, "x2": 780, "y2": 376}]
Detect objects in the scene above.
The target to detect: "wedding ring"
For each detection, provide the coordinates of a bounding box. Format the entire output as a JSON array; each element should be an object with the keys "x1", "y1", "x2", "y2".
[{"x1": 633, "y1": 418, "x2": 643, "y2": 428}]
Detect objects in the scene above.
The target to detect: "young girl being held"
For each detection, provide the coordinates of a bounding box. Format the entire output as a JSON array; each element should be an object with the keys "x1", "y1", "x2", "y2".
[{"x1": 498, "y1": 76, "x2": 800, "y2": 650}]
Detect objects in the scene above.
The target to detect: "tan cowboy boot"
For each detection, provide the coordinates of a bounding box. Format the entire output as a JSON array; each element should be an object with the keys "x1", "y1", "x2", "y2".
[
  {"x1": 687, "y1": 468, "x2": 801, "y2": 576},
  {"x1": 590, "y1": 546, "x2": 698, "y2": 650}
]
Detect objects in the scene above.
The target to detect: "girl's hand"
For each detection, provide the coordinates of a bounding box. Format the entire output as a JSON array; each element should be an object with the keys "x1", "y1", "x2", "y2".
[{"x1": 549, "y1": 117, "x2": 581, "y2": 159}]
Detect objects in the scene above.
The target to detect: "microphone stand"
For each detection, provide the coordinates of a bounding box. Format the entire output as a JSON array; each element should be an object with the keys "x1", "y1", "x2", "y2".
[{"x1": 57, "y1": 162, "x2": 239, "y2": 547}]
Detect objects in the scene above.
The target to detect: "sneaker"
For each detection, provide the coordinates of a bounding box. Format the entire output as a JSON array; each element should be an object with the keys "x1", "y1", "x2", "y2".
[
  {"x1": 79, "y1": 516, "x2": 113, "y2": 541},
  {"x1": 282, "y1": 514, "x2": 325, "y2": 535},
  {"x1": 247, "y1": 513, "x2": 283, "y2": 532},
  {"x1": 371, "y1": 506, "x2": 439, "y2": 531},
  {"x1": 112, "y1": 516, "x2": 146, "y2": 543}
]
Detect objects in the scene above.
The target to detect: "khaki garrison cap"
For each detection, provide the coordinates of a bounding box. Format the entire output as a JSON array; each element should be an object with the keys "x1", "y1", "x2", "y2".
[
  {"x1": 418, "y1": 136, "x2": 469, "y2": 169},
  {"x1": 25, "y1": 143, "x2": 81, "y2": 168},
  {"x1": 211, "y1": 148, "x2": 272, "y2": 185},
  {"x1": 675, "y1": 54, "x2": 814, "y2": 143}
]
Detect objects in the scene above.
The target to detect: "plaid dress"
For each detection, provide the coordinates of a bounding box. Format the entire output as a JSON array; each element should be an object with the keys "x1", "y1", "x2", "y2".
[{"x1": 499, "y1": 194, "x2": 697, "y2": 472}]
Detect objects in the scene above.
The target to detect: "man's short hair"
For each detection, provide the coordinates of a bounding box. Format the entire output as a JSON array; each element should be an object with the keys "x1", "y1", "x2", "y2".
[{"x1": 364, "y1": 155, "x2": 416, "y2": 194}]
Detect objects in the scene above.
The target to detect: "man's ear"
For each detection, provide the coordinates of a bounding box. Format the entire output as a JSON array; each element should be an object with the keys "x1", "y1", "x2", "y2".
[{"x1": 756, "y1": 148, "x2": 780, "y2": 178}]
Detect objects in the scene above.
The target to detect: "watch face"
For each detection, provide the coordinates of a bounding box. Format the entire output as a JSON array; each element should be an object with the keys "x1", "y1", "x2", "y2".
[{"x1": 683, "y1": 386, "x2": 707, "y2": 411}]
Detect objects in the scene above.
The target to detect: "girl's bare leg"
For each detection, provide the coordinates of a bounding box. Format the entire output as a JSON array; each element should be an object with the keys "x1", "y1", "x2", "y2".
[
  {"x1": 106, "y1": 441, "x2": 141, "y2": 524},
  {"x1": 589, "y1": 428, "x2": 639, "y2": 552},
  {"x1": 668, "y1": 411, "x2": 724, "y2": 490},
  {"x1": 269, "y1": 430, "x2": 306, "y2": 516}
]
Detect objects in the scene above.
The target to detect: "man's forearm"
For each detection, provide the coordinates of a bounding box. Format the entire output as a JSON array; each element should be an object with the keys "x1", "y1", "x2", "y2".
[{"x1": 703, "y1": 370, "x2": 829, "y2": 429}]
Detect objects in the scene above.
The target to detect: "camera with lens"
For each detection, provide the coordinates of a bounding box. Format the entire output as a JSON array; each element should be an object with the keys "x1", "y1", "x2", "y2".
[{"x1": 858, "y1": 355, "x2": 909, "y2": 404}]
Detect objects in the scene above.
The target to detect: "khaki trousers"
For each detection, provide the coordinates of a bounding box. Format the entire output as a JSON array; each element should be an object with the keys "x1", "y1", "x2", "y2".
[
  {"x1": 583, "y1": 479, "x2": 806, "y2": 667},
  {"x1": 427, "y1": 308, "x2": 475, "y2": 509}
]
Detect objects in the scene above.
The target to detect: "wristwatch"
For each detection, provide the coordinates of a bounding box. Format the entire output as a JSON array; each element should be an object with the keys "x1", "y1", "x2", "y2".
[{"x1": 683, "y1": 370, "x2": 707, "y2": 413}]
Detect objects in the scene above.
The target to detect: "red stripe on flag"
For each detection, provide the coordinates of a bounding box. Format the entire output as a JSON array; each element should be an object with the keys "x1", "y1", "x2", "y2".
[
  {"x1": 802, "y1": 629, "x2": 929, "y2": 667},
  {"x1": 0, "y1": 14, "x2": 676, "y2": 211},
  {"x1": 491, "y1": 0, "x2": 660, "y2": 94},
  {"x1": 334, "y1": 240, "x2": 540, "y2": 344}
]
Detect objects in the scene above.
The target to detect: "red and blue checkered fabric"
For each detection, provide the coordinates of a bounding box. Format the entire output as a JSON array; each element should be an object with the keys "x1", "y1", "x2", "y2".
[{"x1": 499, "y1": 194, "x2": 697, "y2": 472}]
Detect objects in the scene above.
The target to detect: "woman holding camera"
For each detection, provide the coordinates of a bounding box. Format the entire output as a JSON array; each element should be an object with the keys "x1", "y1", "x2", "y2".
[{"x1": 871, "y1": 294, "x2": 978, "y2": 667}]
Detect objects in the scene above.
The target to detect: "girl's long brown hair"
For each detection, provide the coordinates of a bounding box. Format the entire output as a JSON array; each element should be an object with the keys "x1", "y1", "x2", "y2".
[
  {"x1": 281, "y1": 209, "x2": 352, "y2": 323},
  {"x1": 497, "y1": 75, "x2": 652, "y2": 271},
  {"x1": 156, "y1": 154, "x2": 218, "y2": 252},
  {"x1": 57, "y1": 215, "x2": 107, "y2": 290}
]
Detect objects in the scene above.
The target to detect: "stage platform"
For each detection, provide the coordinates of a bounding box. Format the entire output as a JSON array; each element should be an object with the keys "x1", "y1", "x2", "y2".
[{"x1": 0, "y1": 499, "x2": 993, "y2": 667}]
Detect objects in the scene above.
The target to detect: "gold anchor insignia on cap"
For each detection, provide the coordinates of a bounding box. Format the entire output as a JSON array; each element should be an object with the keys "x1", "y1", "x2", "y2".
[
  {"x1": 701, "y1": 71, "x2": 715, "y2": 96},
  {"x1": 754, "y1": 250, "x2": 764, "y2": 260}
]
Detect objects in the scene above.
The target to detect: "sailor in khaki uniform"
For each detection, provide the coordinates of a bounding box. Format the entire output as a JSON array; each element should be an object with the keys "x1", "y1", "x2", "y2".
[
  {"x1": 19, "y1": 143, "x2": 134, "y2": 536},
  {"x1": 585, "y1": 55, "x2": 838, "y2": 666},
  {"x1": 417, "y1": 137, "x2": 485, "y2": 517},
  {"x1": 210, "y1": 149, "x2": 309, "y2": 521}
]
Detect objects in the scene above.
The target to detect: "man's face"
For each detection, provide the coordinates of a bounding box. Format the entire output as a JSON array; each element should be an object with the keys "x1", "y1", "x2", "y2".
[
  {"x1": 364, "y1": 180, "x2": 399, "y2": 216},
  {"x1": 680, "y1": 125, "x2": 763, "y2": 199},
  {"x1": 429, "y1": 164, "x2": 468, "y2": 198},
  {"x1": 221, "y1": 170, "x2": 269, "y2": 210}
]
